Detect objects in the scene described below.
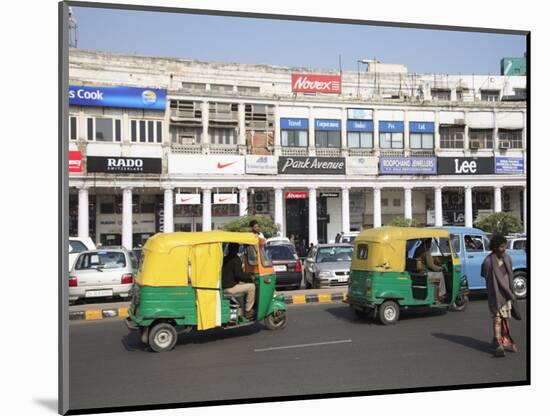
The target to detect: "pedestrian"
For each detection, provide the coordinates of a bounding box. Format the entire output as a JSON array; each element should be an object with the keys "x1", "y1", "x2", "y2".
[
  {"x1": 481, "y1": 233, "x2": 519, "y2": 357},
  {"x1": 249, "y1": 219, "x2": 266, "y2": 245}
]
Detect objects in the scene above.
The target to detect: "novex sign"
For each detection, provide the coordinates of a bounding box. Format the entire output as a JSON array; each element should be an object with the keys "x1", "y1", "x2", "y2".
[
  {"x1": 69, "y1": 85, "x2": 166, "y2": 110},
  {"x1": 291, "y1": 74, "x2": 341, "y2": 94}
]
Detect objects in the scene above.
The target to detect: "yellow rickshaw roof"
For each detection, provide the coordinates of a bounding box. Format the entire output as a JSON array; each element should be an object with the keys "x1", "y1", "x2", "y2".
[
  {"x1": 144, "y1": 231, "x2": 259, "y2": 253},
  {"x1": 356, "y1": 226, "x2": 450, "y2": 243}
]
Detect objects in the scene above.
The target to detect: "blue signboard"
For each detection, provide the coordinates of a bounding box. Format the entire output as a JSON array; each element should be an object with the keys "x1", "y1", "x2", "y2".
[
  {"x1": 409, "y1": 122, "x2": 434, "y2": 133},
  {"x1": 347, "y1": 120, "x2": 373, "y2": 132},
  {"x1": 379, "y1": 121, "x2": 404, "y2": 133},
  {"x1": 380, "y1": 157, "x2": 437, "y2": 175},
  {"x1": 495, "y1": 157, "x2": 524, "y2": 174},
  {"x1": 280, "y1": 118, "x2": 309, "y2": 130},
  {"x1": 315, "y1": 119, "x2": 341, "y2": 131},
  {"x1": 69, "y1": 85, "x2": 166, "y2": 110}
]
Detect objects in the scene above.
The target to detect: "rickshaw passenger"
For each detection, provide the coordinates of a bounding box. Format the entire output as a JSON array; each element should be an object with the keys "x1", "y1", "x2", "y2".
[
  {"x1": 222, "y1": 243, "x2": 256, "y2": 318},
  {"x1": 414, "y1": 238, "x2": 447, "y2": 301}
]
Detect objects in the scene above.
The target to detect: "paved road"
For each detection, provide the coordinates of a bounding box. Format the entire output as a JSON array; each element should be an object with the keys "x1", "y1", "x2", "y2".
[{"x1": 69, "y1": 297, "x2": 527, "y2": 412}]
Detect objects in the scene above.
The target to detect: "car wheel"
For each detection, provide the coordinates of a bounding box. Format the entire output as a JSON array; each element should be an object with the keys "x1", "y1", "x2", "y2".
[
  {"x1": 512, "y1": 271, "x2": 527, "y2": 299},
  {"x1": 148, "y1": 322, "x2": 178, "y2": 353},
  {"x1": 264, "y1": 310, "x2": 287, "y2": 330},
  {"x1": 450, "y1": 294, "x2": 469, "y2": 312},
  {"x1": 379, "y1": 301, "x2": 400, "y2": 325}
]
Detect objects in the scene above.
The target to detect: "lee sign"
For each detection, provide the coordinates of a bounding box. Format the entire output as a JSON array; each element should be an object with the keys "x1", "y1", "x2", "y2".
[{"x1": 437, "y1": 157, "x2": 494, "y2": 175}]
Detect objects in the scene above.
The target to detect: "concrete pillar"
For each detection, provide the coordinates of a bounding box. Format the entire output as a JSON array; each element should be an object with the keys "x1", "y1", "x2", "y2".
[
  {"x1": 201, "y1": 101, "x2": 209, "y2": 145},
  {"x1": 434, "y1": 186, "x2": 443, "y2": 227},
  {"x1": 494, "y1": 186, "x2": 502, "y2": 213},
  {"x1": 274, "y1": 187, "x2": 284, "y2": 236},
  {"x1": 523, "y1": 186, "x2": 527, "y2": 233},
  {"x1": 404, "y1": 111, "x2": 410, "y2": 150},
  {"x1": 464, "y1": 111, "x2": 470, "y2": 151},
  {"x1": 341, "y1": 108, "x2": 347, "y2": 151},
  {"x1": 464, "y1": 186, "x2": 473, "y2": 228},
  {"x1": 163, "y1": 187, "x2": 174, "y2": 233},
  {"x1": 341, "y1": 187, "x2": 350, "y2": 233},
  {"x1": 434, "y1": 110, "x2": 440, "y2": 150},
  {"x1": 238, "y1": 103, "x2": 246, "y2": 146},
  {"x1": 308, "y1": 187, "x2": 318, "y2": 245},
  {"x1": 274, "y1": 104, "x2": 281, "y2": 156},
  {"x1": 404, "y1": 186, "x2": 413, "y2": 220},
  {"x1": 308, "y1": 106, "x2": 315, "y2": 155},
  {"x1": 122, "y1": 187, "x2": 133, "y2": 249},
  {"x1": 373, "y1": 109, "x2": 380, "y2": 152},
  {"x1": 373, "y1": 186, "x2": 382, "y2": 228},
  {"x1": 202, "y1": 188, "x2": 212, "y2": 231},
  {"x1": 239, "y1": 187, "x2": 248, "y2": 217},
  {"x1": 493, "y1": 111, "x2": 499, "y2": 151},
  {"x1": 78, "y1": 186, "x2": 89, "y2": 238}
]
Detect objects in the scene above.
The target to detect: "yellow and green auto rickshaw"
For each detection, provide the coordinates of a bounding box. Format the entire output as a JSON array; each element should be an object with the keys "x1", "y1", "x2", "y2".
[
  {"x1": 345, "y1": 227, "x2": 469, "y2": 325},
  {"x1": 125, "y1": 231, "x2": 287, "y2": 352}
]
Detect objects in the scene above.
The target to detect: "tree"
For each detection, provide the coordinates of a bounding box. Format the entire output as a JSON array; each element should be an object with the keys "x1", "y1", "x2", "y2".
[
  {"x1": 222, "y1": 215, "x2": 279, "y2": 238},
  {"x1": 473, "y1": 212, "x2": 522, "y2": 236},
  {"x1": 388, "y1": 217, "x2": 420, "y2": 227}
]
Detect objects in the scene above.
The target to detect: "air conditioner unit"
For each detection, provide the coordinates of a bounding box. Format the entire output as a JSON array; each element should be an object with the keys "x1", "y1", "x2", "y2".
[
  {"x1": 177, "y1": 135, "x2": 196, "y2": 145},
  {"x1": 255, "y1": 203, "x2": 268, "y2": 213},
  {"x1": 499, "y1": 140, "x2": 511, "y2": 150},
  {"x1": 470, "y1": 140, "x2": 480, "y2": 150},
  {"x1": 254, "y1": 192, "x2": 268, "y2": 203}
]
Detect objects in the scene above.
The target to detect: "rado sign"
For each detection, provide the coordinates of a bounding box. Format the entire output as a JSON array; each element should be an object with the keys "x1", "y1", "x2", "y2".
[
  {"x1": 278, "y1": 157, "x2": 345, "y2": 175},
  {"x1": 437, "y1": 157, "x2": 494, "y2": 175},
  {"x1": 87, "y1": 156, "x2": 162, "y2": 174}
]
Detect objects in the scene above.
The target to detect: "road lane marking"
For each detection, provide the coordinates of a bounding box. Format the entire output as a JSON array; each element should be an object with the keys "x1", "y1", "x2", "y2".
[{"x1": 254, "y1": 339, "x2": 352, "y2": 352}]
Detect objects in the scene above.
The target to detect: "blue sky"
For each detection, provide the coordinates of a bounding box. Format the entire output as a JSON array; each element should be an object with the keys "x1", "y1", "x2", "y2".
[{"x1": 71, "y1": 6, "x2": 526, "y2": 75}]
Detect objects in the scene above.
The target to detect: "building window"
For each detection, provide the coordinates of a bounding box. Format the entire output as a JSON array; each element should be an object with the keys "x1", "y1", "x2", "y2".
[
  {"x1": 481, "y1": 90, "x2": 500, "y2": 102},
  {"x1": 381, "y1": 198, "x2": 388, "y2": 207},
  {"x1": 456, "y1": 89, "x2": 468, "y2": 101},
  {"x1": 432, "y1": 89, "x2": 451, "y2": 101},
  {"x1": 347, "y1": 132, "x2": 373, "y2": 148},
  {"x1": 469, "y1": 129, "x2": 493, "y2": 149},
  {"x1": 380, "y1": 132, "x2": 404, "y2": 149},
  {"x1": 210, "y1": 84, "x2": 234, "y2": 92},
  {"x1": 69, "y1": 116, "x2": 78, "y2": 140},
  {"x1": 209, "y1": 128, "x2": 236, "y2": 145},
  {"x1": 498, "y1": 129, "x2": 523, "y2": 149},
  {"x1": 238, "y1": 86, "x2": 261, "y2": 93},
  {"x1": 393, "y1": 198, "x2": 401, "y2": 207},
  {"x1": 170, "y1": 126, "x2": 202, "y2": 145},
  {"x1": 410, "y1": 133, "x2": 434, "y2": 149},
  {"x1": 181, "y1": 82, "x2": 206, "y2": 91},
  {"x1": 86, "y1": 117, "x2": 122, "y2": 142},
  {"x1": 131, "y1": 119, "x2": 163, "y2": 143},
  {"x1": 281, "y1": 130, "x2": 308, "y2": 147},
  {"x1": 315, "y1": 130, "x2": 341, "y2": 148},
  {"x1": 440, "y1": 125, "x2": 465, "y2": 149}
]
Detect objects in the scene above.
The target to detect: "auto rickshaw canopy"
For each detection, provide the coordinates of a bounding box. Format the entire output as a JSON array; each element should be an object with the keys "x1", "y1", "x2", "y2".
[{"x1": 352, "y1": 227, "x2": 452, "y2": 272}]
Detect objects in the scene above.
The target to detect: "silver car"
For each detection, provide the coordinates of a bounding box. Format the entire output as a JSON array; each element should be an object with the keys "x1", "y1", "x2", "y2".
[
  {"x1": 69, "y1": 248, "x2": 138, "y2": 303},
  {"x1": 304, "y1": 244, "x2": 353, "y2": 288}
]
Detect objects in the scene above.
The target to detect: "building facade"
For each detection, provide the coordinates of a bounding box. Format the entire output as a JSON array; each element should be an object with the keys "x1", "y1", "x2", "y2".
[{"x1": 68, "y1": 49, "x2": 527, "y2": 251}]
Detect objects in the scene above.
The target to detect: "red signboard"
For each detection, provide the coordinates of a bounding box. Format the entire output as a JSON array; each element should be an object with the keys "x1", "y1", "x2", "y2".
[
  {"x1": 285, "y1": 191, "x2": 308, "y2": 200},
  {"x1": 69, "y1": 150, "x2": 82, "y2": 173},
  {"x1": 291, "y1": 73, "x2": 342, "y2": 94}
]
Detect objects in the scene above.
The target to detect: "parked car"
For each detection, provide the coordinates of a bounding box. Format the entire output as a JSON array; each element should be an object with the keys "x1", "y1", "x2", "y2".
[
  {"x1": 335, "y1": 231, "x2": 360, "y2": 244},
  {"x1": 304, "y1": 244, "x2": 353, "y2": 288},
  {"x1": 69, "y1": 248, "x2": 138, "y2": 303},
  {"x1": 265, "y1": 242, "x2": 302, "y2": 290},
  {"x1": 68, "y1": 236, "x2": 96, "y2": 271},
  {"x1": 506, "y1": 234, "x2": 527, "y2": 251},
  {"x1": 266, "y1": 236, "x2": 291, "y2": 245},
  {"x1": 437, "y1": 227, "x2": 527, "y2": 299}
]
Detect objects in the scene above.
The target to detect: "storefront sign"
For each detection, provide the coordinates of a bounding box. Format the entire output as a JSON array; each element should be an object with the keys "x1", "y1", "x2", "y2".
[
  {"x1": 291, "y1": 74, "x2": 341, "y2": 94},
  {"x1": 495, "y1": 157, "x2": 524, "y2": 174},
  {"x1": 409, "y1": 122, "x2": 434, "y2": 133},
  {"x1": 346, "y1": 157, "x2": 378, "y2": 175},
  {"x1": 315, "y1": 119, "x2": 341, "y2": 131},
  {"x1": 347, "y1": 120, "x2": 373, "y2": 132},
  {"x1": 320, "y1": 192, "x2": 339, "y2": 198},
  {"x1": 280, "y1": 118, "x2": 308, "y2": 130},
  {"x1": 69, "y1": 85, "x2": 166, "y2": 110},
  {"x1": 87, "y1": 156, "x2": 162, "y2": 174},
  {"x1": 69, "y1": 150, "x2": 82, "y2": 173},
  {"x1": 168, "y1": 155, "x2": 245, "y2": 175},
  {"x1": 379, "y1": 121, "x2": 404, "y2": 132},
  {"x1": 278, "y1": 157, "x2": 345, "y2": 175},
  {"x1": 379, "y1": 157, "x2": 437, "y2": 175},
  {"x1": 175, "y1": 194, "x2": 201, "y2": 205},
  {"x1": 437, "y1": 157, "x2": 495, "y2": 175},
  {"x1": 347, "y1": 109, "x2": 373, "y2": 120},
  {"x1": 245, "y1": 155, "x2": 278, "y2": 174},
  {"x1": 285, "y1": 191, "x2": 308, "y2": 199},
  {"x1": 213, "y1": 194, "x2": 238, "y2": 204}
]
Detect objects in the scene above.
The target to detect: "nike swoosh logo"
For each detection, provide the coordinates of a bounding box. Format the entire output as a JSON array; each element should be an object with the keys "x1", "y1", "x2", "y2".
[
  {"x1": 180, "y1": 198, "x2": 192, "y2": 202},
  {"x1": 217, "y1": 161, "x2": 237, "y2": 169}
]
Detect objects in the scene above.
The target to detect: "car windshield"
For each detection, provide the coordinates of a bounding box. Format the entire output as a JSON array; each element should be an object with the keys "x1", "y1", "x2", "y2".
[
  {"x1": 266, "y1": 245, "x2": 297, "y2": 261},
  {"x1": 75, "y1": 251, "x2": 126, "y2": 270},
  {"x1": 317, "y1": 246, "x2": 353, "y2": 263}
]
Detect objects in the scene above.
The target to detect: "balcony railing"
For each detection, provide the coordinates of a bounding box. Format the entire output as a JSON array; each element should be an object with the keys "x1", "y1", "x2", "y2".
[
  {"x1": 410, "y1": 149, "x2": 436, "y2": 157},
  {"x1": 209, "y1": 144, "x2": 239, "y2": 155},
  {"x1": 281, "y1": 147, "x2": 308, "y2": 157},
  {"x1": 348, "y1": 148, "x2": 376, "y2": 157},
  {"x1": 171, "y1": 144, "x2": 202, "y2": 154},
  {"x1": 315, "y1": 148, "x2": 342, "y2": 157},
  {"x1": 379, "y1": 149, "x2": 405, "y2": 157}
]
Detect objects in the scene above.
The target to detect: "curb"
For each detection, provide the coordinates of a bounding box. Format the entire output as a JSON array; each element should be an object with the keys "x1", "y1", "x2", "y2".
[{"x1": 69, "y1": 292, "x2": 348, "y2": 322}]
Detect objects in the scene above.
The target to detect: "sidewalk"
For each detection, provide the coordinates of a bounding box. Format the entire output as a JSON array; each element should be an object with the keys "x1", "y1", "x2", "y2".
[{"x1": 68, "y1": 287, "x2": 348, "y2": 322}]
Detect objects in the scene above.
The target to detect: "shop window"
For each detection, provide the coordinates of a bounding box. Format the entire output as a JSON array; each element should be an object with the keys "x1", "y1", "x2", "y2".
[
  {"x1": 498, "y1": 129, "x2": 523, "y2": 149},
  {"x1": 347, "y1": 132, "x2": 373, "y2": 148},
  {"x1": 282, "y1": 130, "x2": 308, "y2": 147},
  {"x1": 86, "y1": 117, "x2": 122, "y2": 142},
  {"x1": 410, "y1": 133, "x2": 434, "y2": 149},
  {"x1": 315, "y1": 131, "x2": 341, "y2": 148},
  {"x1": 440, "y1": 125, "x2": 465, "y2": 149},
  {"x1": 380, "y1": 132, "x2": 404, "y2": 149},
  {"x1": 69, "y1": 116, "x2": 78, "y2": 140},
  {"x1": 131, "y1": 119, "x2": 162, "y2": 143},
  {"x1": 469, "y1": 129, "x2": 493, "y2": 149}
]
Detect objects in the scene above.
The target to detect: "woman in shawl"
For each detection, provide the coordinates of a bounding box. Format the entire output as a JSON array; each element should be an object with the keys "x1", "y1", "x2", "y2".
[{"x1": 481, "y1": 234, "x2": 518, "y2": 357}]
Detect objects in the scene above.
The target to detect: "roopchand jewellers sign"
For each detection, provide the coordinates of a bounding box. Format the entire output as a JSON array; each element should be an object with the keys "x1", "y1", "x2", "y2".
[{"x1": 278, "y1": 157, "x2": 345, "y2": 175}]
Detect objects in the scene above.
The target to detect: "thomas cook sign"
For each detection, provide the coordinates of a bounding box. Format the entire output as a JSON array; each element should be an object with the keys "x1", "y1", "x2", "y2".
[{"x1": 278, "y1": 157, "x2": 345, "y2": 175}]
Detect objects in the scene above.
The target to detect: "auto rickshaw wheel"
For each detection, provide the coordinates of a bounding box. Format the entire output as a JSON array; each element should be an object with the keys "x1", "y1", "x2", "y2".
[
  {"x1": 264, "y1": 310, "x2": 287, "y2": 330},
  {"x1": 512, "y1": 271, "x2": 527, "y2": 299},
  {"x1": 450, "y1": 294, "x2": 469, "y2": 312},
  {"x1": 148, "y1": 322, "x2": 178, "y2": 353},
  {"x1": 379, "y1": 301, "x2": 399, "y2": 325}
]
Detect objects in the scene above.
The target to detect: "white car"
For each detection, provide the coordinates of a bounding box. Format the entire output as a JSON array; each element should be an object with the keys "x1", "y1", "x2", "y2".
[
  {"x1": 506, "y1": 234, "x2": 526, "y2": 251},
  {"x1": 266, "y1": 236, "x2": 291, "y2": 245},
  {"x1": 336, "y1": 231, "x2": 360, "y2": 244},
  {"x1": 69, "y1": 248, "x2": 137, "y2": 303},
  {"x1": 69, "y1": 236, "x2": 96, "y2": 271}
]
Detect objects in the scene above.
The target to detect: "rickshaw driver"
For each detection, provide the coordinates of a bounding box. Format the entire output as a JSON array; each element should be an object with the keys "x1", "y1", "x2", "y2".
[
  {"x1": 414, "y1": 238, "x2": 447, "y2": 301},
  {"x1": 222, "y1": 243, "x2": 256, "y2": 318}
]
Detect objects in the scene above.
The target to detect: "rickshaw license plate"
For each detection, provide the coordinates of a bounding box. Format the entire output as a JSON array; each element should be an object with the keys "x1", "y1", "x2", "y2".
[
  {"x1": 274, "y1": 265, "x2": 287, "y2": 272},
  {"x1": 86, "y1": 290, "x2": 113, "y2": 298}
]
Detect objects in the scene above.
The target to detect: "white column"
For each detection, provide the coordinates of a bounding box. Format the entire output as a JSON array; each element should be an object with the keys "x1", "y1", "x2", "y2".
[
  {"x1": 238, "y1": 103, "x2": 246, "y2": 146},
  {"x1": 274, "y1": 104, "x2": 281, "y2": 156},
  {"x1": 274, "y1": 187, "x2": 284, "y2": 236},
  {"x1": 341, "y1": 187, "x2": 350, "y2": 233},
  {"x1": 308, "y1": 187, "x2": 318, "y2": 245},
  {"x1": 404, "y1": 186, "x2": 413, "y2": 220},
  {"x1": 494, "y1": 186, "x2": 502, "y2": 213},
  {"x1": 201, "y1": 101, "x2": 209, "y2": 145},
  {"x1": 523, "y1": 186, "x2": 527, "y2": 233},
  {"x1": 163, "y1": 187, "x2": 174, "y2": 233},
  {"x1": 77, "y1": 186, "x2": 89, "y2": 238},
  {"x1": 239, "y1": 186, "x2": 248, "y2": 217},
  {"x1": 464, "y1": 186, "x2": 473, "y2": 228},
  {"x1": 122, "y1": 187, "x2": 133, "y2": 249},
  {"x1": 373, "y1": 109, "x2": 380, "y2": 152},
  {"x1": 373, "y1": 186, "x2": 382, "y2": 228},
  {"x1": 464, "y1": 112, "x2": 470, "y2": 152},
  {"x1": 434, "y1": 186, "x2": 443, "y2": 227},
  {"x1": 341, "y1": 108, "x2": 347, "y2": 151},
  {"x1": 308, "y1": 106, "x2": 315, "y2": 154},
  {"x1": 434, "y1": 110, "x2": 440, "y2": 150},
  {"x1": 202, "y1": 188, "x2": 212, "y2": 231},
  {"x1": 493, "y1": 111, "x2": 499, "y2": 151},
  {"x1": 404, "y1": 111, "x2": 410, "y2": 151}
]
